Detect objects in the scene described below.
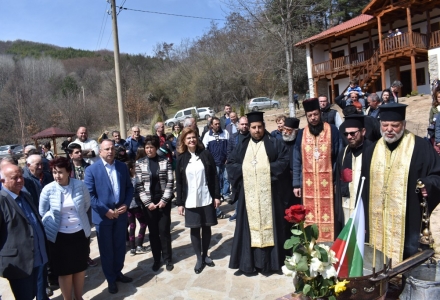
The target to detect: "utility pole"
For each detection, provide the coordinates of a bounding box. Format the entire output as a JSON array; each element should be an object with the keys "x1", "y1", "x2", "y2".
[{"x1": 110, "y1": 0, "x2": 127, "y2": 139}]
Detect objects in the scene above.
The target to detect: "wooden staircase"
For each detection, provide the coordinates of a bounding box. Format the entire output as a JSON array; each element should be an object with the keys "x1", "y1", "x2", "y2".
[{"x1": 340, "y1": 49, "x2": 381, "y2": 95}]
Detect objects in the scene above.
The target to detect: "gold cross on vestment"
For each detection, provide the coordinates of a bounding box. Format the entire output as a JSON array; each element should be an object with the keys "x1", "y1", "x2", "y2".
[
  {"x1": 321, "y1": 179, "x2": 328, "y2": 187},
  {"x1": 322, "y1": 214, "x2": 330, "y2": 222},
  {"x1": 305, "y1": 145, "x2": 312, "y2": 152},
  {"x1": 306, "y1": 212, "x2": 314, "y2": 221},
  {"x1": 306, "y1": 179, "x2": 313, "y2": 186},
  {"x1": 320, "y1": 144, "x2": 327, "y2": 152}
]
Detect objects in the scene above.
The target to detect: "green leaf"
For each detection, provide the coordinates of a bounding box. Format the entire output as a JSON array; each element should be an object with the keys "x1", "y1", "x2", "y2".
[
  {"x1": 291, "y1": 229, "x2": 303, "y2": 235},
  {"x1": 296, "y1": 256, "x2": 309, "y2": 272},
  {"x1": 317, "y1": 246, "x2": 328, "y2": 263},
  {"x1": 290, "y1": 236, "x2": 301, "y2": 245},
  {"x1": 313, "y1": 245, "x2": 321, "y2": 259},
  {"x1": 329, "y1": 296, "x2": 337, "y2": 300},
  {"x1": 311, "y1": 224, "x2": 319, "y2": 239},
  {"x1": 303, "y1": 284, "x2": 311, "y2": 295},
  {"x1": 284, "y1": 239, "x2": 294, "y2": 249}
]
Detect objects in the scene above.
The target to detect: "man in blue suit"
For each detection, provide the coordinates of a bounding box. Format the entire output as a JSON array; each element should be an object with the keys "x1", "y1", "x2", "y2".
[{"x1": 84, "y1": 139, "x2": 134, "y2": 294}]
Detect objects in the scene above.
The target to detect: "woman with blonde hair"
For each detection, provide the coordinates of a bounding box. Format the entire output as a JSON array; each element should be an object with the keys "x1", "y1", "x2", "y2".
[{"x1": 175, "y1": 127, "x2": 221, "y2": 274}]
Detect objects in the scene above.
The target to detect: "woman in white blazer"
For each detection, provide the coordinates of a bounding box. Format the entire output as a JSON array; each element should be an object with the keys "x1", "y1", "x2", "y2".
[{"x1": 39, "y1": 157, "x2": 91, "y2": 300}]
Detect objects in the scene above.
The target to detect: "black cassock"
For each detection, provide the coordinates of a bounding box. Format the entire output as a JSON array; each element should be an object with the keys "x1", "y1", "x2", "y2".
[
  {"x1": 360, "y1": 135, "x2": 440, "y2": 260},
  {"x1": 334, "y1": 139, "x2": 372, "y2": 237},
  {"x1": 226, "y1": 131, "x2": 290, "y2": 273}
]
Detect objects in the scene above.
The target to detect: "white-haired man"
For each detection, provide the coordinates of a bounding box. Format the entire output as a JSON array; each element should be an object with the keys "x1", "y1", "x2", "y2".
[
  {"x1": 23, "y1": 154, "x2": 53, "y2": 207},
  {"x1": 124, "y1": 126, "x2": 145, "y2": 161},
  {"x1": 360, "y1": 103, "x2": 440, "y2": 265},
  {"x1": 154, "y1": 122, "x2": 166, "y2": 146}
]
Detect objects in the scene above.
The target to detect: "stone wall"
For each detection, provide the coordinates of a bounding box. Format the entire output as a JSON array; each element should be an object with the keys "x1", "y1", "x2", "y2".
[{"x1": 429, "y1": 54, "x2": 438, "y2": 82}]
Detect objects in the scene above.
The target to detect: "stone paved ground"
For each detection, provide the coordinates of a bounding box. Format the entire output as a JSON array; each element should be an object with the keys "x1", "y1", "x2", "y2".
[{"x1": 0, "y1": 202, "x2": 295, "y2": 300}]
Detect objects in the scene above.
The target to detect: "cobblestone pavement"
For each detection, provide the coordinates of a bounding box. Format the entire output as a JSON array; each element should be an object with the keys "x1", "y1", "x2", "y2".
[{"x1": 0, "y1": 202, "x2": 295, "y2": 300}]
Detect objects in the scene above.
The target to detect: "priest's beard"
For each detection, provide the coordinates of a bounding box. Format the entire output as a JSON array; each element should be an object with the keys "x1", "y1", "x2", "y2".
[
  {"x1": 309, "y1": 121, "x2": 324, "y2": 136},
  {"x1": 380, "y1": 127, "x2": 405, "y2": 143},
  {"x1": 282, "y1": 131, "x2": 296, "y2": 142}
]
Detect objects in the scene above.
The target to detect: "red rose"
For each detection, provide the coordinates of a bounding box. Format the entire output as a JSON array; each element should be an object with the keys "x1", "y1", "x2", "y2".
[{"x1": 284, "y1": 204, "x2": 310, "y2": 223}]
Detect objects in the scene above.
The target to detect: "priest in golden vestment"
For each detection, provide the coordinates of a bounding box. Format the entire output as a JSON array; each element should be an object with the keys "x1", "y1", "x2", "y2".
[
  {"x1": 226, "y1": 111, "x2": 290, "y2": 274},
  {"x1": 360, "y1": 103, "x2": 440, "y2": 264},
  {"x1": 292, "y1": 98, "x2": 342, "y2": 242}
]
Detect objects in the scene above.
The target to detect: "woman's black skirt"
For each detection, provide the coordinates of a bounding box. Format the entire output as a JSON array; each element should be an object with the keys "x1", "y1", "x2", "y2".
[
  {"x1": 185, "y1": 204, "x2": 218, "y2": 228},
  {"x1": 48, "y1": 230, "x2": 89, "y2": 276}
]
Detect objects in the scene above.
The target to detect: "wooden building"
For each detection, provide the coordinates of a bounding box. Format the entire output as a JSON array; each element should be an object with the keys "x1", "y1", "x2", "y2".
[{"x1": 295, "y1": 0, "x2": 440, "y2": 101}]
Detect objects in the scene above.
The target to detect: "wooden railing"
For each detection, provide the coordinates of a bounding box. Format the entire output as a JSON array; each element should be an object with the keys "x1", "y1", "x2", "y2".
[
  {"x1": 381, "y1": 32, "x2": 428, "y2": 53},
  {"x1": 430, "y1": 30, "x2": 440, "y2": 49},
  {"x1": 313, "y1": 49, "x2": 375, "y2": 76},
  {"x1": 313, "y1": 32, "x2": 430, "y2": 76}
]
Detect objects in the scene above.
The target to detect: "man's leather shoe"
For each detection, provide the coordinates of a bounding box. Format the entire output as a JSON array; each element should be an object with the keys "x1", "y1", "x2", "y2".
[
  {"x1": 108, "y1": 282, "x2": 118, "y2": 294},
  {"x1": 116, "y1": 274, "x2": 133, "y2": 283}
]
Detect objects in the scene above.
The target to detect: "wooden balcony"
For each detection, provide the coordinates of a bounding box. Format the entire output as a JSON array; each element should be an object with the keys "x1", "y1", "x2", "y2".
[
  {"x1": 381, "y1": 32, "x2": 427, "y2": 53},
  {"x1": 312, "y1": 32, "x2": 433, "y2": 78},
  {"x1": 313, "y1": 49, "x2": 374, "y2": 77},
  {"x1": 430, "y1": 30, "x2": 440, "y2": 49}
]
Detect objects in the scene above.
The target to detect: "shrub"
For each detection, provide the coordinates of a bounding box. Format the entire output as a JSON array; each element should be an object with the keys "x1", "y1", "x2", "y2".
[
  {"x1": 410, "y1": 90, "x2": 418, "y2": 96},
  {"x1": 240, "y1": 105, "x2": 245, "y2": 117},
  {"x1": 406, "y1": 94, "x2": 411, "y2": 98}
]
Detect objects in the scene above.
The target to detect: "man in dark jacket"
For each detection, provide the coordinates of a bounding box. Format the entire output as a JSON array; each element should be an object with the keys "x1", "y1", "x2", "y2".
[
  {"x1": 0, "y1": 164, "x2": 49, "y2": 300},
  {"x1": 23, "y1": 154, "x2": 53, "y2": 208},
  {"x1": 219, "y1": 104, "x2": 232, "y2": 130},
  {"x1": 319, "y1": 95, "x2": 342, "y2": 128},
  {"x1": 226, "y1": 116, "x2": 249, "y2": 221}
]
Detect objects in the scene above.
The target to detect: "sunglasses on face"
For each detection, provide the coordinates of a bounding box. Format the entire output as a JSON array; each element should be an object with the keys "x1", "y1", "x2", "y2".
[{"x1": 343, "y1": 130, "x2": 360, "y2": 137}]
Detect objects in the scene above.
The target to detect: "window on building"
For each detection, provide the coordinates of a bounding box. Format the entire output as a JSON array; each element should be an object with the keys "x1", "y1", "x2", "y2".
[
  {"x1": 331, "y1": 50, "x2": 345, "y2": 59},
  {"x1": 416, "y1": 68, "x2": 426, "y2": 86}
]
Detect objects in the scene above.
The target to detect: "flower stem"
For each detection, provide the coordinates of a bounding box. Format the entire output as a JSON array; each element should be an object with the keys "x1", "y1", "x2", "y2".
[{"x1": 301, "y1": 221, "x2": 308, "y2": 244}]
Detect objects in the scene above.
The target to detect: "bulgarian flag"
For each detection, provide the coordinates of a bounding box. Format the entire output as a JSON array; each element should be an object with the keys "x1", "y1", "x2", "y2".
[{"x1": 331, "y1": 197, "x2": 365, "y2": 277}]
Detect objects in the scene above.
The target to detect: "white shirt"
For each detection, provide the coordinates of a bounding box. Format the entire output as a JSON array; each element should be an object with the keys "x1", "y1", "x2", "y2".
[
  {"x1": 185, "y1": 152, "x2": 212, "y2": 208},
  {"x1": 101, "y1": 157, "x2": 120, "y2": 203},
  {"x1": 59, "y1": 186, "x2": 82, "y2": 234},
  {"x1": 70, "y1": 138, "x2": 99, "y2": 164}
]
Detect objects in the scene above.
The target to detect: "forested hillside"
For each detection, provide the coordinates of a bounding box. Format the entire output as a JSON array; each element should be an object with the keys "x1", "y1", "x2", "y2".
[{"x1": 0, "y1": 0, "x2": 368, "y2": 145}]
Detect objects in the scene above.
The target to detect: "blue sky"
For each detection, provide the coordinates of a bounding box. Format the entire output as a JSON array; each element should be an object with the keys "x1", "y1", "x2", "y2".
[{"x1": 1, "y1": 0, "x2": 229, "y2": 55}]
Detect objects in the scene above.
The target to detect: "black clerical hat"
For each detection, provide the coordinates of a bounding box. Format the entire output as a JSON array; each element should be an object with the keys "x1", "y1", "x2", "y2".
[
  {"x1": 378, "y1": 103, "x2": 407, "y2": 121},
  {"x1": 344, "y1": 114, "x2": 365, "y2": 129},
  {"x1": 284, "y1": 117, "x2": 300, "y2": 129},
  {"x1": 303, "y1": 98, "x2": 320, "y2": 112},
  {"x1": 246, "y1": 111, "x2": 265, "y2": 123}
]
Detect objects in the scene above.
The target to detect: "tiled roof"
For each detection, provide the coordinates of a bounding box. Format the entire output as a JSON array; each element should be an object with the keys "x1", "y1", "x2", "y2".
[{"x1": 295, "y1": 14, "x2": 374, "y2": 46}]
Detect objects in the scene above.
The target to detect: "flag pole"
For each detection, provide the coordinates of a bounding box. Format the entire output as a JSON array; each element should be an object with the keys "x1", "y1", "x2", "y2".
[{"x1": 336, "y1": 176, "x2": 365, "y2": 275}]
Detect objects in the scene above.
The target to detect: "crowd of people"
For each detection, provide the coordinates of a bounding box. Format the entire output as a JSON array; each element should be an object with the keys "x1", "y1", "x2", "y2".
[{"x1": 1, "y1": 90, "x2": 440, "y2": 299}]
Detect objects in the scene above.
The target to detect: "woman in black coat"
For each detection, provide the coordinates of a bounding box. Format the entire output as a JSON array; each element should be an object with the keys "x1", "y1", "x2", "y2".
[{"x1": 175, "y1": 127, "x2": 221, "y2": 274}]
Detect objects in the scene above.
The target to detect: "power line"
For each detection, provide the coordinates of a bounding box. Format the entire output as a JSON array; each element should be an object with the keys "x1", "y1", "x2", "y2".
[
  {"x1": 116, "y1": 6, "x2": 225, "y2": 21},
  {"x1": 96, "y1": 1, "x2": 110, "y2": 50},
  {"x1": 117, "y1": 0, "x2": 128, "y2": 16}
]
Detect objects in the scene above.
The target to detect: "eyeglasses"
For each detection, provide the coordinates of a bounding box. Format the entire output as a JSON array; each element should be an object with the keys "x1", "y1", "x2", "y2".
[{"x1": 343, "y1": 130, "x2": 360, "y2": 137}]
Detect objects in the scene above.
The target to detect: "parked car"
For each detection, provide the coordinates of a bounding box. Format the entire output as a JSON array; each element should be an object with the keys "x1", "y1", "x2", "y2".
[
  {"x1": 0, "y1": 144, "x2": 20, "y2": 158},
  {"x1": 11, "y1": 145, "x2": 25, "y2": 160},
  {"x1": 197, "y1": 107, "x2": 215, "y2": 120},
  {"x1": 248, "y1": 97, "x2": 280, "y2": 111},
  {"x1": 165, "y1": 106, "x2": 199, "y2": 127}
]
